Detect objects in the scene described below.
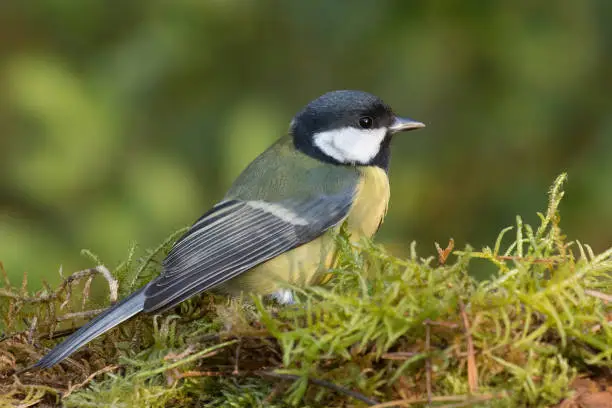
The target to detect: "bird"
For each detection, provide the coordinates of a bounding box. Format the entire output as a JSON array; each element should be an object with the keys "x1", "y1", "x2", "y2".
[{"x1": 31, "y1": 90, "x2": 425, "y2": 369}]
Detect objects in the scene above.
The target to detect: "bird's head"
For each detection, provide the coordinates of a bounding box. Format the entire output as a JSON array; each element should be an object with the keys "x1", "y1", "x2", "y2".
[{"x1": 290, "y1": 90, "x2": 425, "y2": 168}]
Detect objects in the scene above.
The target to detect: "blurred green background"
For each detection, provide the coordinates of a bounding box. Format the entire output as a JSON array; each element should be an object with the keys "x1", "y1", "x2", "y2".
[{"x1": 1, "y1": 1, "x2": 611, "y2": 289}]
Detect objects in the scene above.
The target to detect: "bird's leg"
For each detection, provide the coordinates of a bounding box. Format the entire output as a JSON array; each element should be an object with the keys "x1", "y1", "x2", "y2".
[{"x1": 268, "y1": 289, "x2": 296, "y2": 305}]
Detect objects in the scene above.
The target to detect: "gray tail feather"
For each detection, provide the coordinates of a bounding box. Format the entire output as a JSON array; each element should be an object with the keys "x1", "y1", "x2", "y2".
[{"x1": 30, "y1": 287, "x2": 147, "y2": 370}]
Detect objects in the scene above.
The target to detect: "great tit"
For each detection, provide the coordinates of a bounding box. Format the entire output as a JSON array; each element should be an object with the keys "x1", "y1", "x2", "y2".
[{"x1": 32, "y1": 90, "x2": 424, "y2": 369}]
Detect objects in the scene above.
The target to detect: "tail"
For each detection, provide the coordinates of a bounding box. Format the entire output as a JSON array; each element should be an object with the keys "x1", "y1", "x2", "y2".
[{"x1": 30, "y1": 287, "x2": 147, "y2": 370}]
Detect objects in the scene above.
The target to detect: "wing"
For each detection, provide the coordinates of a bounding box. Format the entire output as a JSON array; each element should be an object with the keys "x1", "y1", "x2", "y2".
[{"x1": 143, "y1": 189, "x2": 355, "y2": 312}]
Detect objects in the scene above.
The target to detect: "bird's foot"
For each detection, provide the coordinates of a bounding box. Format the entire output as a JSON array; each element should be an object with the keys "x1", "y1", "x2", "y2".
[{"x1": 269, "y1": 289, "x2": 296, "y2": 305}]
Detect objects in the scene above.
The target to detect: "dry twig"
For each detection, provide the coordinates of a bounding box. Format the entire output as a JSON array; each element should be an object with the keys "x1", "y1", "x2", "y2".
[
  {"x1": 369, "y1": 392, "x2": 503, "y2": 407},
  {"x1": 26, "y1": 317, "x2": 37, "y2": 345},
  {"x1": 256, "y1": 371, "x2": 379, "y2": 406},
  {"x1": 424, "y1": 320, "x2": 432, "y2": 403},
  {"x1": 233, "y1": 336, "x2": 242, "y2": 375},
  {"x1": 458, "y1": 300, "x2": 478, "y2": 393},
  {"x1": 0, "y1": 265, "x2": 118, "y2": 305},
  {"x1": 584, "y1": 289, "x2": 612, "y2": 303},
  {"x1": 55, "y1": 309, "x2": 105, "y2": 323},
  {"x1": 435, "y1": 239, "x2": 455, "y2": 265},
  {"x1": 62, "y1": 365, "x2": 119, "y2": 398},
  {"x1": 381, "y1": 352, "x2": 419, "y2": 360}
]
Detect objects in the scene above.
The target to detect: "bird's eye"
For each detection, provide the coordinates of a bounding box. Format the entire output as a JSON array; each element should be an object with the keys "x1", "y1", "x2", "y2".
[{"x1": 358, "y1": 116, "x2": 373, "y2": 129}]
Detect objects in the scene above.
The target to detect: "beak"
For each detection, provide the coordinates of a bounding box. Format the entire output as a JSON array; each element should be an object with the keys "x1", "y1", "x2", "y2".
[{"x1": 388, "y1": 116, "x2": 426, "y2": 134}]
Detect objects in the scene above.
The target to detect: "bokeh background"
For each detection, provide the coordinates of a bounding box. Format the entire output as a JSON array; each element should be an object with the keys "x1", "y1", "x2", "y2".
[{"x1": 1, "y1": 1, "x2": 611, "y2": 289}]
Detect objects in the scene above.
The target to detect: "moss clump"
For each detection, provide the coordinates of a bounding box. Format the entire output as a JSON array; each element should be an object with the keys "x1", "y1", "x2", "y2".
[{"x1": 1, "y1": 174, "x2": 610, "y2": 407}]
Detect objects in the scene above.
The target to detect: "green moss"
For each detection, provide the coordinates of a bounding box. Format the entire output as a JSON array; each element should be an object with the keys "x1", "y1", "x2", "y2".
[{"x1": 1, "y1": 174, "x2": 610, "y2": 407}]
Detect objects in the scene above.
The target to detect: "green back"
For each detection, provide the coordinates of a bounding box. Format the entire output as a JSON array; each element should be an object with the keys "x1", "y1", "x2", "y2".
[{"x1": 225, "y1": 136, "x2": 360, "y2": 202}]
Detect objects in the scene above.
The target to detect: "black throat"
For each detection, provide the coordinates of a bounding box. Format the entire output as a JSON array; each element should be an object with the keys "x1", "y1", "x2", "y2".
[{"x1": 369, "y1": 134, "x2": 391, "y2": 173}]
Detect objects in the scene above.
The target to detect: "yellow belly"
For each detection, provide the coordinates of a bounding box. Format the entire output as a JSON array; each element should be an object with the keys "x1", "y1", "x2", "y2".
[{"x1": 218, "y1": 166, "x2": 390, "y2": 297}]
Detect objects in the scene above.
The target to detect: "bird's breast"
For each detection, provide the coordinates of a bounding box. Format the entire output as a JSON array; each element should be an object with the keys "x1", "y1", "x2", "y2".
[
  {"x1": 307, "y1": 165, "x2": 390, "y2": 286},
  {"x1": 345, "y1": 166, "x2": 391, "y2": 237}
]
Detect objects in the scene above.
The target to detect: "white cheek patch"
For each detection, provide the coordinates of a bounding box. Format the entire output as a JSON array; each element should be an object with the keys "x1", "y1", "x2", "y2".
[{"x1": 313, "y1": 127, "x2": 387, "y2": 164}]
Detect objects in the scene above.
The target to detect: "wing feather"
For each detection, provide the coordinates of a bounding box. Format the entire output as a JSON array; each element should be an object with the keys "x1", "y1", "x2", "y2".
[{"x1": 143, "y1": 190, "x2": 354, "y2": 312}]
